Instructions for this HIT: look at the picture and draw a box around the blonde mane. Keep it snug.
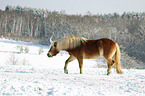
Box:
[56,36,87,51]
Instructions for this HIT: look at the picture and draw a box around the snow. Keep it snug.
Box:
[0,38,145,96]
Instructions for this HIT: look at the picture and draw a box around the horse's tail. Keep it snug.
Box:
[115,43,124,74]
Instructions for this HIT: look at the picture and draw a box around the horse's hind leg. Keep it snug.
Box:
[64,55,76,74]
[106,58,115,75]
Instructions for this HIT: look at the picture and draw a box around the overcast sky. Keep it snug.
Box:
[0,0,145,15]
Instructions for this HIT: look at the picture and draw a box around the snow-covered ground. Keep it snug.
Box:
[0,38,145,96]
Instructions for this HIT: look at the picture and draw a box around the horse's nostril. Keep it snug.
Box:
[47,53,52,57]
[47,53,50,57]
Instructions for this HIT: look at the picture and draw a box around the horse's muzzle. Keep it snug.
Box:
[47,53,52,57]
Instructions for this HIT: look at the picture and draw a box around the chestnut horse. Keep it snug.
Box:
[47,36,123,75]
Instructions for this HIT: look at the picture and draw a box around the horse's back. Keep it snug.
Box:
[100,38,116,46]
[100,38,116,56]
[83,39,102,59]
[83,38,116,59]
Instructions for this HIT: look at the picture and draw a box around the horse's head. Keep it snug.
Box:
[47,41,60,57]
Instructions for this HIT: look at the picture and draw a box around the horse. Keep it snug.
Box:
[47,36,123,75]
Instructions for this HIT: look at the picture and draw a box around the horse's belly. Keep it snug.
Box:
[84,53,102,59]
[83,48,103,59]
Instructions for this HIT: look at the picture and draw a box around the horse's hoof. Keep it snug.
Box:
[107,71,112,75]
[107,73,110,75]
[64,70,68,74]
[107,69,112,75]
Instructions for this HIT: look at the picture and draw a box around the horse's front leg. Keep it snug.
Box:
[64,55,76,74]
[77,57,83,74]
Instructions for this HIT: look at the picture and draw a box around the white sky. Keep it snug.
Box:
[0,0,145,15]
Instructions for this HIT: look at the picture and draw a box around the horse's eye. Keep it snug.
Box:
[54,42,57,47]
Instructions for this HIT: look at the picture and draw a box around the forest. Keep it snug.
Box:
[0,5,145,68]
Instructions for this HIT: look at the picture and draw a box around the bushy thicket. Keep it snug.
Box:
[0,5,145,68]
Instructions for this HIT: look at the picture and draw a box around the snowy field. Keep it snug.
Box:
[0,38,145,96]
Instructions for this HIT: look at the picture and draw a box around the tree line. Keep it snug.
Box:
[0,5,145,68]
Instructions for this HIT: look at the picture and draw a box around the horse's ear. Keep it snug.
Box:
[54,41,58,47]
[50,36,54,44]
